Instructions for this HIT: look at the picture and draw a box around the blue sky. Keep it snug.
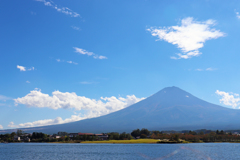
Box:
[1,0,240,129]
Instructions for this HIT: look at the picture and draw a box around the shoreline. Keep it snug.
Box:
[2,139,240,144]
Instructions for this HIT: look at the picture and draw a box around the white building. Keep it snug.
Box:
[14,136,21,141]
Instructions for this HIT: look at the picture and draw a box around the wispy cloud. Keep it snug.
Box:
[0,95,11,101]
[80,81,97,84]
[195,67,217,71]
[147,17,225,59]
[8,122,15,128]
[216,90,240,109]
[73,47,108,59]
[31,11,36,15]
[11,89,145,128]
[56,59,78,65]
[71,26,81,31]
[0,125,3,129]
[206,67,217,71]
[67,61,78,65]
[28,67,35,71]
[8,116,83,128]
[26,81,30,83]
[17,65,35,71]
[35,0,80,18]
[235,10,240,19]
[73,47,94,56]
[93,55,108,59]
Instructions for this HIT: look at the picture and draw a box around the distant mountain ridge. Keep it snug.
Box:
[2,86,240,134]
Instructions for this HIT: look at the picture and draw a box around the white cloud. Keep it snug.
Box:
[26,81,30,83]
[0,125,3,129]
[216,90,240,108]
[74,47,94,56]
[14,89,144,111]
[8,122,16,128]
[56,59,61,62]
[17,65,35,71]
[71,26,81,31]
[147,17,225,59]
[35,0,80,18]
[11,89,145,128]
[17,65,26,71]
[73,47,108,59]
[8,115,87,128]
[235,10,240,19]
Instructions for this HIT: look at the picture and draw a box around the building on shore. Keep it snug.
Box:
[77,133,108,140]
[14,136,21,141]
[68,133,79,138]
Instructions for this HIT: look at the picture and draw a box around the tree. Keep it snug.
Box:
[140,128,150,136]
[16,129,24,136]
[152,131,161,135]
[140,134,147,138]
[65,136,70,141]
[199,131,204,135]
[170,134,179,142]
[131,129,141,138]
[83,134,87,141]
[58,132,68,136]
[119,132,126,140]
[220,130,224,135]
[126,134,132,140]
[11,132,16,137]
[150,133,157,139]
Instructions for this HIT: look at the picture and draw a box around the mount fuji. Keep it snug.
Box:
[2,87,240,134]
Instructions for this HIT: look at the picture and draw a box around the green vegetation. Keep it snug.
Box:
[131,128,151,138]
[108,132,132,140]
[81,139,159,144]
[1,129,240,144]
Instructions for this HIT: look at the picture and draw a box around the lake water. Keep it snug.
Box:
[0,143,239,160]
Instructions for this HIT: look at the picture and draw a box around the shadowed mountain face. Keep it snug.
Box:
[2,87,240,134]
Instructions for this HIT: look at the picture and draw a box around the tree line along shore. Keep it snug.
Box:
[1,128,240,143]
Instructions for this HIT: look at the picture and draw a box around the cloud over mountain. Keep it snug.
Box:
[216,90,240,108]
[12,89,145,128]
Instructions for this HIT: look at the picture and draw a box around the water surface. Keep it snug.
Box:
[0,143,239,160]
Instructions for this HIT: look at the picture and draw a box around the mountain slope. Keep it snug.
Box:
[2,86,240,134]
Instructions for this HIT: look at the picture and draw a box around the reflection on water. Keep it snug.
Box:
[0,143,240,160]
[139,146,212,160]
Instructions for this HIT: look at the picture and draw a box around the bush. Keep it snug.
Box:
[140,134,147,138]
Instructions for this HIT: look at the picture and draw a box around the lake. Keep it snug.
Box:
[0,143,239,160]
